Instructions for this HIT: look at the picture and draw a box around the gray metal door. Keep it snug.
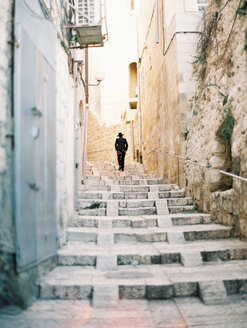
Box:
[14,0,57,271]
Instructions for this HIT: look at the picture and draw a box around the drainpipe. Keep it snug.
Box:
[74,62,79,210]
[136,5,143,164]
[82,48,89,182]
[155,0,159,44]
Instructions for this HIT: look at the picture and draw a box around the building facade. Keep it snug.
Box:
[136,0,246,237]
[0,0,89,308]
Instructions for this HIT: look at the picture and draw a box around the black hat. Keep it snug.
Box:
[117,132,123,137]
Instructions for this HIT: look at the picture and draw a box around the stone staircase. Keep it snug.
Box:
[38,161,247,307]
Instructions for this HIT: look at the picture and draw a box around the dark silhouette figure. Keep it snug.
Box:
[115,132,128,171]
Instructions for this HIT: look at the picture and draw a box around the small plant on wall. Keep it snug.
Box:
[216,115,235,142]
[236,0,247,16]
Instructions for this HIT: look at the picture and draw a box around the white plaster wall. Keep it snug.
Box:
[56,41,75,245]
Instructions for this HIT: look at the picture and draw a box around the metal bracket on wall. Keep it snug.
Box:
[29,182,40,191]
[31,107,43,116]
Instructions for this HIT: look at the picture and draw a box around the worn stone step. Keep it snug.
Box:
[83,180,106,186]
[73,216,158,228]
[80,185,111,192]
[57,239,247,266]
[112,179,164,186]
[119,186,150,192]
[167,197,193,206]
[72,213,213,228]
[159,190,186,198]
[80,200,107,209]
[67,224,232,244]
[39,261,247,302]
[119,200,155,208]
[169,205,196,213]
[78,192,103,199]
[169,213,213,225]
[79,208,106,216]
[119,207,156,216]
[114,180,141,185]
[159,185,179,191]
[110,192,149,200]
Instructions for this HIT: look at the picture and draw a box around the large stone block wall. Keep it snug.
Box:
[185,0,247,237]
[138,1,193,184]
[87,110,133,164]
[0,0,15,307]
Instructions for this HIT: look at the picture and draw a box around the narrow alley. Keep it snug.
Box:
[1,0,247,327]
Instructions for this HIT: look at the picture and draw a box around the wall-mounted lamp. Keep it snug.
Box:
[81,69,105,88]
[89,70,106,86]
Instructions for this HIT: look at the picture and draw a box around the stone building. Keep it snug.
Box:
[0,0,106,308]
[136,0,246,237]
[136,0,203,183]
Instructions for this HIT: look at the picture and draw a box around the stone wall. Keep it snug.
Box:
[185,0,247,237]
[87,110,133,164]
[137,1,201,185]
[0,0,15,308]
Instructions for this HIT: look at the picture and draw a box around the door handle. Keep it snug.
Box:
[29,182,40,191]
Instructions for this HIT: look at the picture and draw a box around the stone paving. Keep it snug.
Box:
[1,297,247,327]
[1,161,247,327]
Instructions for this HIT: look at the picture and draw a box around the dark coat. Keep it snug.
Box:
[115,137,128,151]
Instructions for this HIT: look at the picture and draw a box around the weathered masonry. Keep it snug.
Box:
[136,0,246,237]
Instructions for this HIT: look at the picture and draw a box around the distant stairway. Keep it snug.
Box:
[38,161,247,307]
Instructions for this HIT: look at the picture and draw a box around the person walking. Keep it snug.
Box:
[115,132,128,171]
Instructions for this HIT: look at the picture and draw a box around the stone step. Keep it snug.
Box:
[119,207,156,216]
[67,224,232,244]
[169,213,213,225]
[169,205,196,213]
[80,185,111,192]
[110,192,149,199]
[83,180,107,186]
[112,179,164,186]
[72,213,213,228]
[159,190,185,198]
[119,200,155,208]
[167,197,193,206]
[57,239,247,266]
[80,184,181,193]
[78,192,103,199]
[79,200,107,209]
[39,261,247,303]
[79,208,107,216]
[119,186,150,192]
